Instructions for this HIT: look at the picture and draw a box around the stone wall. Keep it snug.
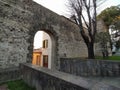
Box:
[60,58,120,77]
[0,0,87,69]
[20,63,120,90]
[0,0,113,70]
[0,0,31,68]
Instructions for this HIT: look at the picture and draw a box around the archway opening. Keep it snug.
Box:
[32,30,56,69]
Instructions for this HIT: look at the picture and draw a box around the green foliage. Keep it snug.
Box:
[95,32,111,58]
[95,32,110,44]
[112,15,120,30]
[98,6,120,28]
[4,80,35,90]
[116,40,120,49]
[96,56,120,60]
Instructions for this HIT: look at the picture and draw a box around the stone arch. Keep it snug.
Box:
[27,24,58,69]
[0,0,88,70]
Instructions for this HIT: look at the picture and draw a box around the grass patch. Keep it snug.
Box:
[95,56,120,60]
[1,80,36,90]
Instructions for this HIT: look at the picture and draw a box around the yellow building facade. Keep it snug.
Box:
[32,49,42,66]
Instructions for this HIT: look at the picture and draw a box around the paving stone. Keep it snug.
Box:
[0,84,8,90]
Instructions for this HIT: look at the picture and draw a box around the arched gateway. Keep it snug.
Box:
[32,30,57,69]
[0,0,87,70]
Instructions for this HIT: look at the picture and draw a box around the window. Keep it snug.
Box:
[43,55,48,68]
[43,40,48,48]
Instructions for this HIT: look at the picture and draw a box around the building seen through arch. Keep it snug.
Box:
[32,31,52,69]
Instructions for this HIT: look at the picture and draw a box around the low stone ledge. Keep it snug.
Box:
[20,63,120,90]
[60,58,120,77]
[0,67,21,83]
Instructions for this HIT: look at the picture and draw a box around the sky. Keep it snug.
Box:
[33,0,120,17]
[33,0,69,16]
[33,0,120,49]
[34,31,43,49]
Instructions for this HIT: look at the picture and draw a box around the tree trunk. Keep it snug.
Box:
[87,43,95,59]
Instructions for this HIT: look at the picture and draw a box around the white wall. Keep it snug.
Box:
[42,32,52,69]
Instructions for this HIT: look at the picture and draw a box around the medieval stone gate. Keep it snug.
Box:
[0,0,87,70]
[0,1,120,89]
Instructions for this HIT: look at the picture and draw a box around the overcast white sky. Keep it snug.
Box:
[33,0,69,16]
[33,0,120,49]
[33,0,120,17]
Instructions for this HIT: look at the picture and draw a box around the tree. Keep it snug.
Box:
[68,0,105,59]
[116,40,120,50]
[98,6,120,52]
[113,15,120,31]
[95,32,110,58]
[98,6,120,28]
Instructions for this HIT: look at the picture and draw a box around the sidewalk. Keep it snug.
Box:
[0,84,8,90]
[86,77,120,88]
